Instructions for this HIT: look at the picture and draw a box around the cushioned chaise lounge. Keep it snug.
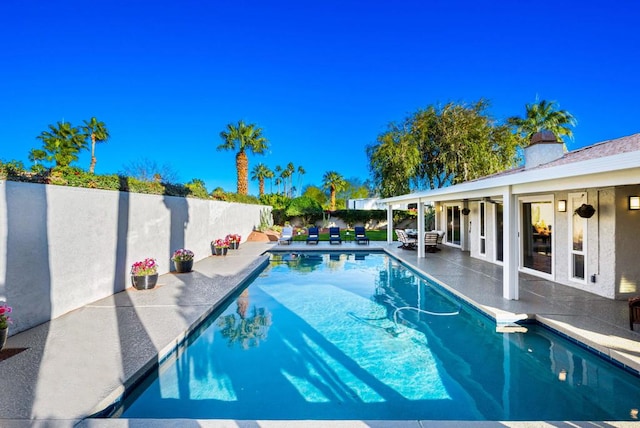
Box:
[278,226,293,245]
[354,226,369,245]
[329,227,342,245]
[306,227,319,245]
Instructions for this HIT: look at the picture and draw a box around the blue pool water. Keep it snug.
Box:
[119,252,640,420]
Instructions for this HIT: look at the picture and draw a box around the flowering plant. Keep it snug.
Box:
[0,303,13,329]
[171,248,194,262]
[226,234,241,244]
[131,258,158,276]
[212,238,229,248]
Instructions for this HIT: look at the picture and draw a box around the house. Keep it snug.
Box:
[382,131,640,301]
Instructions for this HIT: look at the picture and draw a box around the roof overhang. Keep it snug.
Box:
[381,150,640,205]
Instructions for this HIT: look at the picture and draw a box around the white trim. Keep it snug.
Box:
[568,192,588,284]
[380,151,640,205]
[479,201,486,256]
[518,195,555,281]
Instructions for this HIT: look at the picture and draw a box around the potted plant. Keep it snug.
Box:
[226,233,242,250]
[172,248,194,273]
[130,258,159,290]
[0,303,12,351]
[212,238,229,256]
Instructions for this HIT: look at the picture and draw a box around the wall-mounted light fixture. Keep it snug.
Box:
[557,200,567,212]
[629,196,640,210]
[440,205,443,212]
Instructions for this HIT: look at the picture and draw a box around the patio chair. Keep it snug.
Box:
[630,296,640,330]
[306,227,319,245]
[329,227,342,245]
[425,232,439,253]
[278,226,293,245]
[395,229,416,250]
[354,226,369,245]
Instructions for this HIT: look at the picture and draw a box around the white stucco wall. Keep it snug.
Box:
[0,181,270,334]
[465,187,636,300]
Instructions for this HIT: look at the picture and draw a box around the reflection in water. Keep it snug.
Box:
[218,289,272,350]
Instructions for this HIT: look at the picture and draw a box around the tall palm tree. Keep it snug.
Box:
[81,117,110,174]
[280,167,292,197]
[296,166,306,197]
[250,163,272,196]
[218,120,269,194]
[322,171,347,211]
[274,165,283,194]
[36,121,87,167]
[285,162,295,197]
[507,99,577,143]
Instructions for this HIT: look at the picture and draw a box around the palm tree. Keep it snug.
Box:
[218,120,269,194]
[322,171,347,211]
[81,117,110,174]
[274,165,283,194]
[507,99,577,143]
[36,121,87,167]
[296,166,306,197]
[251,163,272,196]
[285,162,295,197]
[280,167,292,197]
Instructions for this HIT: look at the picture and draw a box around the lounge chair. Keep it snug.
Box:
[354,226,369,245]
[395,229,416,250]
[329,227,342,245]
[425,232,439,252]
[278,226,293,245]
[306,227,319,245]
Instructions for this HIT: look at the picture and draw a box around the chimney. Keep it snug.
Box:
[524,131,565,169]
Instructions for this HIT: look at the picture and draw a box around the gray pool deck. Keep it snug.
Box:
[1,241,639,428]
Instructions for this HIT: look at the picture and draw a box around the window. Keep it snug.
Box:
[521,197,554,276]
[568,193,587,282]
[479,202,486,255]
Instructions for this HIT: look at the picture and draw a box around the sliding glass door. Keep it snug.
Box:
[521,197,553,276]
[446,205,461,246]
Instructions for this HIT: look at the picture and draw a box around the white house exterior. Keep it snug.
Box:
[382,132,640,301]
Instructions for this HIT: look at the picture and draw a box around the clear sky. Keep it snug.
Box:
[2,1,639,195]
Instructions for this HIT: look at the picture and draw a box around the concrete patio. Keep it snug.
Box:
[1,240,639,427]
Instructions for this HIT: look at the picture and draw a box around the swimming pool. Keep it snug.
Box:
[118,252,640,421]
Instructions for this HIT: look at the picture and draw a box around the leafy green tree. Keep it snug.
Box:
[218,120,269,195]
[285,196,323,225]
[322,171,347,211]
[302,185,328,208]
[81,117,110,174]
[34,121,87,168]
[366,122,421,197]
[250,163,272,196]
[507,99,576,143]
[368,100,522,196]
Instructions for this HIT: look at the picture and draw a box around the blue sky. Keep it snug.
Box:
[2,1,639,195]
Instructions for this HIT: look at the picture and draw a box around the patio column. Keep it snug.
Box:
[417,201,425,258]
[387,204,394,243]
[503,186,519,300]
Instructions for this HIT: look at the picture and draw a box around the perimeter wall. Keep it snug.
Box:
[0,180,270,334]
